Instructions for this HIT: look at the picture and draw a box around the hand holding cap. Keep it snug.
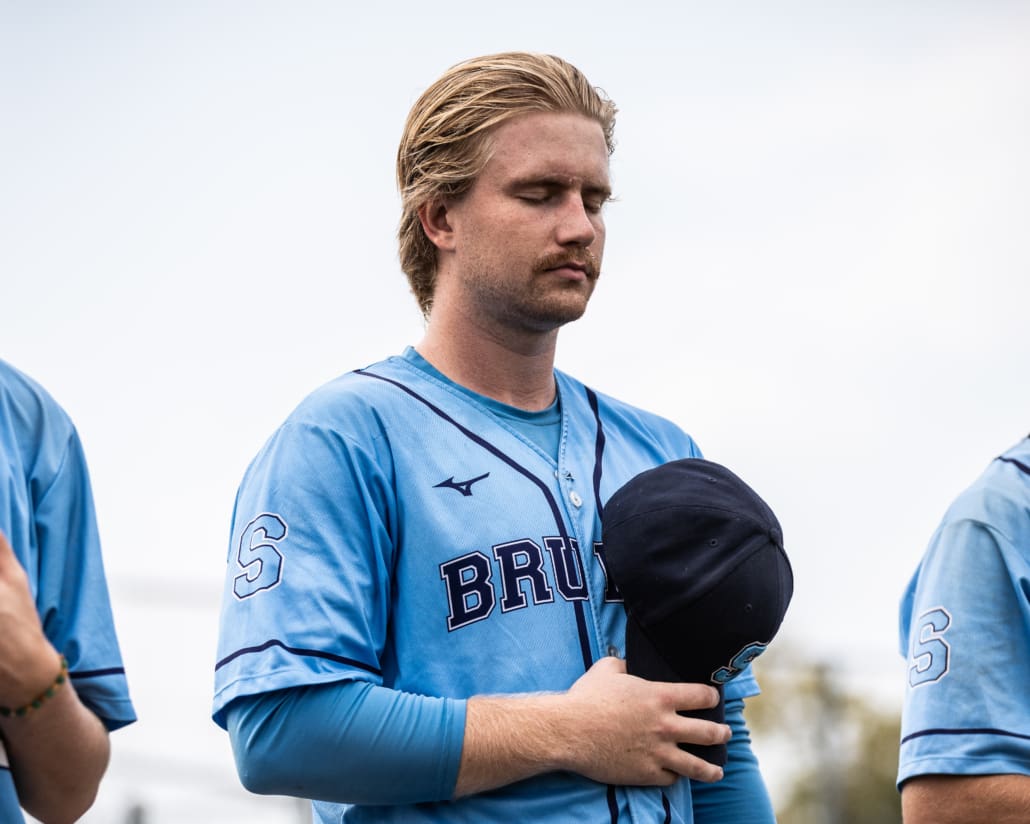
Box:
[601,459,794,765]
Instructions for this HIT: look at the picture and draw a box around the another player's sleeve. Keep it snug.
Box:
[690,698,775,823]
[898,512,1030,786]
[213,418,396,726]
[34,429,135,731]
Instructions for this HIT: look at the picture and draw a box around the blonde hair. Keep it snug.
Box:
[396,52,617,317]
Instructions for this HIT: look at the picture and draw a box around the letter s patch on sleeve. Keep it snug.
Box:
[233,513,287,600]
[908,606,952,688]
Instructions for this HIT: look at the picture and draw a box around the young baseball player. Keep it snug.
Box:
[898,435,1030,823]
[214,52,775,823]
[0,359,136,822]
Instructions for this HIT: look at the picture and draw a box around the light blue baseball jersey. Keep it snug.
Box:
[214,348,759,822]
[898,436,1030,786]
[0,360,136,821]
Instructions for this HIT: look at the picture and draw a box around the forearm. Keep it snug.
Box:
[0,546,111,824]
[902,774,1030,824]
[454,692,569,796]
[230,657,729,806]
[230,681,567,804]
[1,678,110,824]
[228,680,465,804]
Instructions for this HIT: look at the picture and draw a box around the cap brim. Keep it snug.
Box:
[624,616,727,766]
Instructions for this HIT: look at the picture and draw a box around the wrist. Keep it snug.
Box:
[0,643,63,710]
[456,691,574,797]
[538,690,588,774]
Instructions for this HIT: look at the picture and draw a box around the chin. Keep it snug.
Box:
[524,301,591,331]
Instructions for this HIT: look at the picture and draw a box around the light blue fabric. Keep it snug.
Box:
[0,360,136,819]
[227,680,464,803]
[898,436,1030,786]
[691,699,775,823]
[214,348,763,821]
[412,349,563,459]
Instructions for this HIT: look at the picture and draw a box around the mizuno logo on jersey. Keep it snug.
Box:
[434,472,490,497]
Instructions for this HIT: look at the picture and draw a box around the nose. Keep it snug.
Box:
[555,196,599,248]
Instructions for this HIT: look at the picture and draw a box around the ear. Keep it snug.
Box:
[417,198,458,252]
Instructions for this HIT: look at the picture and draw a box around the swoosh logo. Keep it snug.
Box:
[434,472,490,497]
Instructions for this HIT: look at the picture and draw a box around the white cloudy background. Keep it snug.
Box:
[2,2,1029,820]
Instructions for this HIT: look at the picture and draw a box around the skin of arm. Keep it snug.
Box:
[455,656,729,796]
[0,533,110,824]
[902,774,1030,824]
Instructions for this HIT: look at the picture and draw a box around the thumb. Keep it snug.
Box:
[591,655,627,675]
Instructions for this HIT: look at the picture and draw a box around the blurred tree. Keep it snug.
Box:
[123,803,146,824]
[747,647,902,824]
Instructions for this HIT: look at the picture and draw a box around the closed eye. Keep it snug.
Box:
[516,189,555,205]
[510,179,613,214]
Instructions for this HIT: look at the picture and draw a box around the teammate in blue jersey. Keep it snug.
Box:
[214,52,775,823]
[0,360,136,822]
[898,435,1030,823]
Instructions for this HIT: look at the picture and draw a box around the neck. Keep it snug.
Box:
[417,312,559,412]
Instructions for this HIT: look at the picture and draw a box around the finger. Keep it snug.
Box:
[672,716,732,750]
[686,758,724,784]
[656,768,681,787]
[668,682,721,711]
[664,746,726,783]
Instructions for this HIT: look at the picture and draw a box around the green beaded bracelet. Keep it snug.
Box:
[0,657,68,719]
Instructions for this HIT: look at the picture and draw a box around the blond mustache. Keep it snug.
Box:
[535,250,600,280]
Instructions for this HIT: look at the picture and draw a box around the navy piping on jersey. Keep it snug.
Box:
[357,368,596,672]
[588,386,624,820]
[996,455,1030,476]
[586,387,607,518]
[70,667,127,680]
[215,638,382,675]
[605,785,618,823]
[662,792,672,824]
[901,727,1030,746]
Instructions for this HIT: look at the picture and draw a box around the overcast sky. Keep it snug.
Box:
[3,2,1029,819]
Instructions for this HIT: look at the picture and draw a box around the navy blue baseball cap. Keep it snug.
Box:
[601,458,793,765]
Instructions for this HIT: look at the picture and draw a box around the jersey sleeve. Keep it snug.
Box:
[898,513,1030,785]
[34,430,136,731]
[213,418,396,727]
[226,679,465,804]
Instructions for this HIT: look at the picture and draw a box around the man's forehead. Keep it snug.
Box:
[483,111,610,184]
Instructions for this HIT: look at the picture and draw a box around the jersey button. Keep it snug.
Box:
[607,644,620,657]
[569,491,583,507]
